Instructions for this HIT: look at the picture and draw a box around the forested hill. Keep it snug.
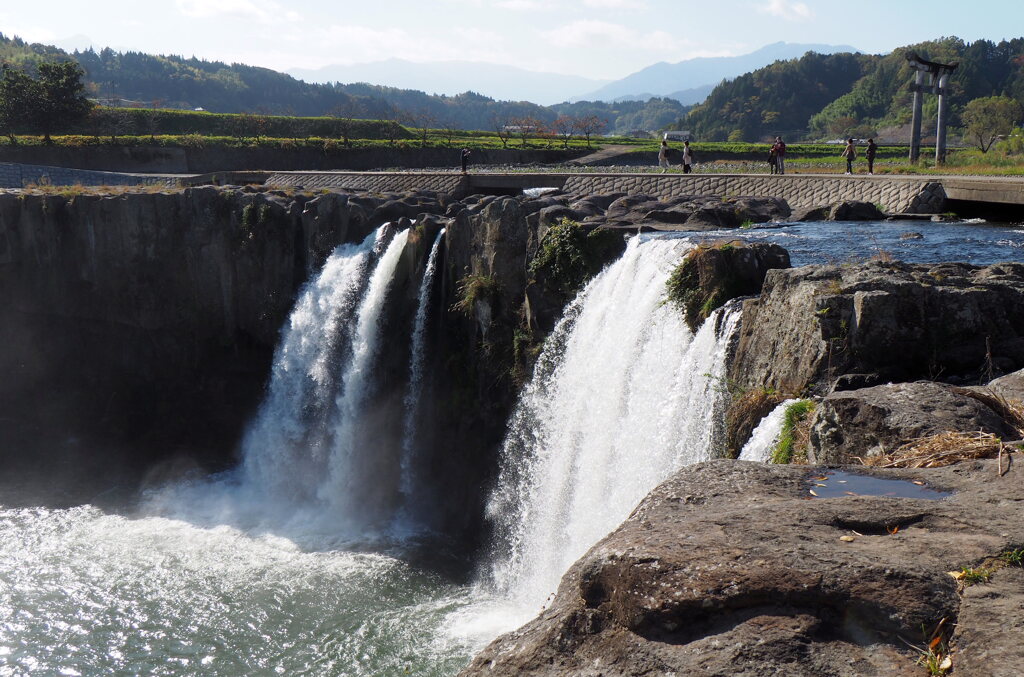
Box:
[687,36,1024,142]
[0,33,688,134]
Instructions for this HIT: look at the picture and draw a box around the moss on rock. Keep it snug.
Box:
[529,218,626,299]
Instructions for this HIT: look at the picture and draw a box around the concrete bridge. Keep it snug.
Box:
[256,170,1024,215]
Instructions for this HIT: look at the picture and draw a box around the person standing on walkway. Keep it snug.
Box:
[841,138,857,174]
[658,140,670,172]
[771,137,787,175]
[460,148,471,173]
[682,141,693,174]
[865,138,877,175]
[768,146,778,174]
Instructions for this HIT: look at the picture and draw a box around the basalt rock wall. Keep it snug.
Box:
[0,186,420,502]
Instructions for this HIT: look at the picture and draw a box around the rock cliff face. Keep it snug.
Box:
[461,458,1024,677]
[729,261,1024,397]
[0,186,432,503]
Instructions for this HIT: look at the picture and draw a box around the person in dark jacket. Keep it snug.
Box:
[460,148,471,173]
[865,138,878,175]
[771,137,787,174]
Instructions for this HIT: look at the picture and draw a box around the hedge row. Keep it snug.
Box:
[70,108,412,140]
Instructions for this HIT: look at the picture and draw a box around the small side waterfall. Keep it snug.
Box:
[483,236,743,617]
[319,228,411,530]
[400,228,446,511]
[739,399,799,463]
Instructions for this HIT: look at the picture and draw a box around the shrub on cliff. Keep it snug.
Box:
[528,218,625,299]
[666,241,790,332]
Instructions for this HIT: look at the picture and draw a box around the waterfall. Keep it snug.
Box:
[319,227,411,530]
[739,399,799,463]
[240,227,384,505]
[483,235,742,616]
[399,228,446,513]
[227,224,412,538]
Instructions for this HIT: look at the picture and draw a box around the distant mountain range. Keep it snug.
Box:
[288,60,610,106]
[289,42,859,107]
[578,42,861,103]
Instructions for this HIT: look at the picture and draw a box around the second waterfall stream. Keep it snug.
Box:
[467,234,742,632]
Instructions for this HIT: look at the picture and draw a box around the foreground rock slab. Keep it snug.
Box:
[462,459,1024,677]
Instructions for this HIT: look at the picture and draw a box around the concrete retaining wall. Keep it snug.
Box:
[0,162,176,189]
[560,174,947,213]
[267,171,949,213]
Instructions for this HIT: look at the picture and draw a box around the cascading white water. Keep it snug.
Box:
[160,224,413,540]
[318,227,411,530]
[739,399,799,463]
[239,228,382,506]
[483,235,742,620]
[399,228,446,507]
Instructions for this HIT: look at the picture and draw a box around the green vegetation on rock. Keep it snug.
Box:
[771,399,816,464]
[529,218,625,299]
[452,274,501,316]
[666,243,747,332]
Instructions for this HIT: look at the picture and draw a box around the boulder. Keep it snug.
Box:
[667,241,791,332]
[830,200,886,221]
[808,381,1019,464]
[462,459,1024,677]
[729,261,1024,396]
[985,368,1024,402]
[791,204,831,221]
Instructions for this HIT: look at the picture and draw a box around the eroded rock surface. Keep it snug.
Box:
[462,459,1024,677]
[729,261,1024,397]
[808,381,1019,464]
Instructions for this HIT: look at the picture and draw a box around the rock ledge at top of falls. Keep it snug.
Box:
[460,458,1024,677]
[728,260,1024,397]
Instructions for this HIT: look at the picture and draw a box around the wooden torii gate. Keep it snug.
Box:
[906,51,959,164]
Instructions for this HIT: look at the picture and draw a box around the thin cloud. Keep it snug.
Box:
[495,0,552,9]
[543,19,675,51]
[175,0,300,25]
[757,0,813,21]
[582,0,649,8]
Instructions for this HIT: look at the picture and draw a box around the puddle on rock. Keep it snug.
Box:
[806,470,951,500]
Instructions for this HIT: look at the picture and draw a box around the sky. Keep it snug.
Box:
[1,0,1022,81]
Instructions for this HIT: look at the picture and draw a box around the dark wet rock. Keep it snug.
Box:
[571,192,626,211]
[808,381,1019,464]
[729,261,1024,396]
[462,458,1024,677]
[830,200,886,221]
[643,208,692,224]
[537,204,585,229]
[900,231,924,240]
[605,194,660,220]
[792,205,831,221]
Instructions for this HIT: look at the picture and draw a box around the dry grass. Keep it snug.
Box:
[860,391,1024,471]
[953,388,1024,435]
[861,431,1015,469]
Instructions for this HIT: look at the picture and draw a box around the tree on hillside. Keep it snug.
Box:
[575,114,607,146]
[962,96,1023,152]
[552,115,576,149]
[0,64,35,142]
[489,112,513,148]
[34,61,92,143]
